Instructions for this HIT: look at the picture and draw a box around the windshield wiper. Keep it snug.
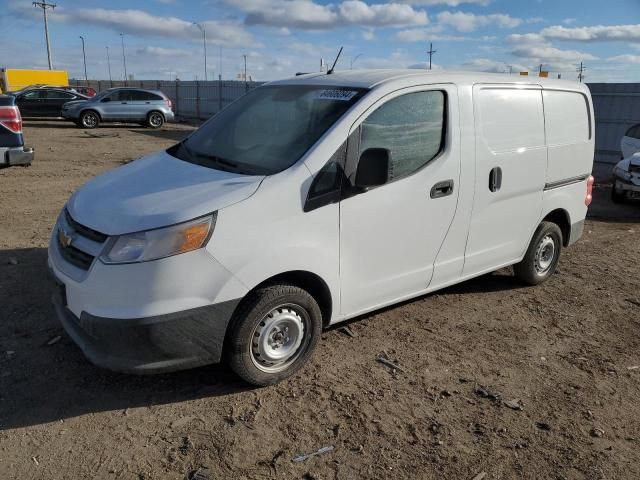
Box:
[193,152,242,173]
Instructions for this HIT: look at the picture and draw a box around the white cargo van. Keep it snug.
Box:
[48,70,595,385]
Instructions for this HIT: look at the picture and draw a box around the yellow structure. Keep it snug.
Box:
[0,68,69,93]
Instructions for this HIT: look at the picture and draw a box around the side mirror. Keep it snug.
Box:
[100,97,111,103]
[354,148,390,189]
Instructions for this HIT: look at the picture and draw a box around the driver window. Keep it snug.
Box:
[360,91,445,181]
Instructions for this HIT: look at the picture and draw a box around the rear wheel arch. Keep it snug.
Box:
[541,208,571,247]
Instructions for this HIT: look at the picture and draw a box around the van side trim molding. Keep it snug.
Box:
[544,174,590,191]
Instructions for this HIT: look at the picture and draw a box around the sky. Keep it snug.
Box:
[1,0,639,83]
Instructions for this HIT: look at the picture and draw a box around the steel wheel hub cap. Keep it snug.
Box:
[251,306,306,373]
[150,114,161,126]
[534,235,555,275]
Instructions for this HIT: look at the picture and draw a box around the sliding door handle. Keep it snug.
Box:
[489,167,502,192]
[430,179,454,199]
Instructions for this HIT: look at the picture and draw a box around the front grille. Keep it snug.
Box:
[65,209,108,243]
[58,244,94,270]
[57,209,108,272]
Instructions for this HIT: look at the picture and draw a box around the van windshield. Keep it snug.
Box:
[168,85,366,175]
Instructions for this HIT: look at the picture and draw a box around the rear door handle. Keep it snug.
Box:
[430,179,454,199]
[489,167,502,192]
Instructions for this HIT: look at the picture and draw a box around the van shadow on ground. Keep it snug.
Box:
[0,246,530,430]
[0,247,252,431]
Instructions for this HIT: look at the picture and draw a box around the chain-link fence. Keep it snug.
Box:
[69,79,264,120]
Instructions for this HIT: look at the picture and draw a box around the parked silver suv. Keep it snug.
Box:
[62,88,175,129]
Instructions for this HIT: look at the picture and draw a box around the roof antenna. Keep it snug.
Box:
[327,46,343,75]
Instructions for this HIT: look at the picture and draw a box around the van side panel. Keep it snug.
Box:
[209,163,342,322]
[542,89,594,184]
[463,85,547,276]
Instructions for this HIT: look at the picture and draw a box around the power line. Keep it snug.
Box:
[427,42,437,70]
[33,1,56,70]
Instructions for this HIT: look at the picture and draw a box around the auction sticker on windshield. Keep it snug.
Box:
[315,89,359,101]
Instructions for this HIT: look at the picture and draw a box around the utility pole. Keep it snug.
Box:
[539,63,543,74]
[427,42,437,70]
[577,61,586,83]
[33,1,56,70]
[106,46,112,84]
[193,23,208,81]
[507,65,513,74]
[242,53,249,91]
[120,33,128,83]
[79,36,88,82]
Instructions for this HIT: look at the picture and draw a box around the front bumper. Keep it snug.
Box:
[50,269,240,373]
[0,146,34,168]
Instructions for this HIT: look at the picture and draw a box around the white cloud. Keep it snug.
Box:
[436,11,522,32]
[540,24,640,42]
[136,46,190,57]
[9,5,255,48]
[396,26,468,42]
[460,58,529,73]
[507,32,598,71]
[226,0,428,29]
[362,28,376,41]
[399,0,490,5]
[607,54,640,64]
[511,44,597,63]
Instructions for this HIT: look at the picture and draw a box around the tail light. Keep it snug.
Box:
[165,98,173,110]
[585,175,594,206]
[0,106,22,134]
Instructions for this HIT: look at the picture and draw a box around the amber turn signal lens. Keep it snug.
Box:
[178,222,211,253]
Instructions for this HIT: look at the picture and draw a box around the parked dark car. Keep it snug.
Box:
[0,95,34,168]
[13,87,89,117]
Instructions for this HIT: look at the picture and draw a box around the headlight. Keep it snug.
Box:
[613,166,632,181]
[100,213,215,264]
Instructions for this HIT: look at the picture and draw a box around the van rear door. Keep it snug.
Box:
[464,84,547,275]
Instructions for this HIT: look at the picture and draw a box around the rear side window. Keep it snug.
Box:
[477,88,545,152]
[46,90,75,100]
[543,90,590,145]
[359,91,445,181]
[22,90,44,99]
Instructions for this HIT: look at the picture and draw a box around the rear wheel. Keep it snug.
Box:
[146,111,164,129]
[80,110,99,129]
[224,284,322,386]
[514,221,562,285]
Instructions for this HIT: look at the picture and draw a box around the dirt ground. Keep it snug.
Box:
[1,120,640,480]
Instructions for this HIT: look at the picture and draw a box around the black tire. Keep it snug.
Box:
[611,185,626,204]
[146,111,164,129]
[79,110,99,129]
[514,221,563,286]
[224,284,322,386]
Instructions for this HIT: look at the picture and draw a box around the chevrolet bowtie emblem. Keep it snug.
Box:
[58,228,74,248]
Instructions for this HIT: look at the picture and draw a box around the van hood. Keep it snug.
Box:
[67,150,264,236]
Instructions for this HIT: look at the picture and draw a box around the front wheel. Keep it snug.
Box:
[224,284,322,386]
[514,221,563,285]
[80,111,99,129]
